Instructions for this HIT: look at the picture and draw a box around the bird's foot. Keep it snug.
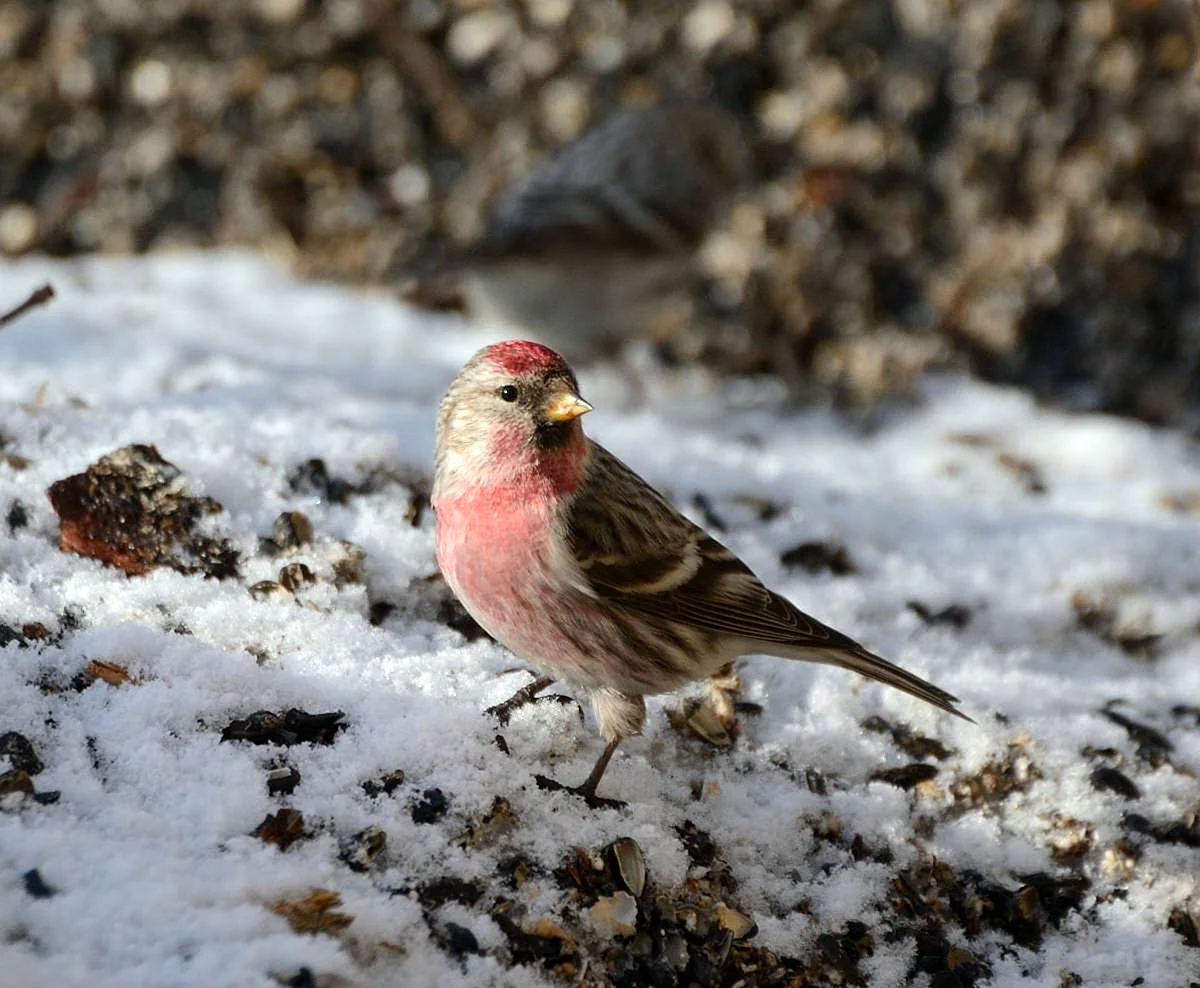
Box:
[485,675,555,725]
[534,737,625,809]
[532,693,585,720]
[534,774,626,810]
[487,690,582,726]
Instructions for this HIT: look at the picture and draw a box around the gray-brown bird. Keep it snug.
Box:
[458,102,750,360]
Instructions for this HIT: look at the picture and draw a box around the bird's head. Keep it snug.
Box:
[434,340,592,499]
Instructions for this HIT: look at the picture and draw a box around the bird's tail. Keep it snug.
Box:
[772,642,974,723]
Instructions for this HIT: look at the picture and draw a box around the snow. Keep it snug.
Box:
[1,251,1197,987]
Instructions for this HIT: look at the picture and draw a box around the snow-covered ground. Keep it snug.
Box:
[1,252,1197,988]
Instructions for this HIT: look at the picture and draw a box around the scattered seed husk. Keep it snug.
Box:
[338,826,387,872]
[715,903,757,940]
[606,837,647,899]
[588,891,638,938]
[272,510,314,552]
[278,562,315,591]
[249,580,292,602]
[271,889,353,935]
[254,808,307,850]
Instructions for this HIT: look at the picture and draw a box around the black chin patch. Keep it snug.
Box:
[534,421,574,450]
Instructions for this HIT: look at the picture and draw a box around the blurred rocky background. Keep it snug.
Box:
[2,0,1199,425]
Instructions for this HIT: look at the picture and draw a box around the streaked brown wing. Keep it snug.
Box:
[569,444,971,720]
[569,444,858,651]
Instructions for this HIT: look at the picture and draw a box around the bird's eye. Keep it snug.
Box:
[498,385,519,402]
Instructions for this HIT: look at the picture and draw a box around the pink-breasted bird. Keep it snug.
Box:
[432,340,969,805]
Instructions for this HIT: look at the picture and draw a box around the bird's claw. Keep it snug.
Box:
[485,675,556,725]
[535,693,585,721]
[485,700,518,727]
[487,691,581,726]
[534,774,626,810]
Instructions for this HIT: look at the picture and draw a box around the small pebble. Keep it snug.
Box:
[338,825,387,872]
[266,765,301,795]
[412,787,448,824]
[0,732,43,775]
[23,868,56,898]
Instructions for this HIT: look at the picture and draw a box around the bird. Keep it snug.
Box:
[455,102,750,361]
[432,340,970,806]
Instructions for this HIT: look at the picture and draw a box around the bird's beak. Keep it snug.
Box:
[542,392,593,423]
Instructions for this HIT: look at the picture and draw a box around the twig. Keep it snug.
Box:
[0,284,55,329]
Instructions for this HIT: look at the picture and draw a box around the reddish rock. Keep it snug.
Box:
[46,444,239,578]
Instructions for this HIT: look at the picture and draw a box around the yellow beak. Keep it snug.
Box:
[542,392,593,423]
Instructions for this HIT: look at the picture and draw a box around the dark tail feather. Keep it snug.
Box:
[775,643,975,723]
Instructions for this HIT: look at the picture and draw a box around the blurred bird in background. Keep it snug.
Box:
[453,102,751,361]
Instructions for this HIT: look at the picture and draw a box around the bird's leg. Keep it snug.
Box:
[536,738,625,810]
[485,674,554,725]
[577,737,621,799]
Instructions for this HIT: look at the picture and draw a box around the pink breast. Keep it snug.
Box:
[436,490,553,632]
